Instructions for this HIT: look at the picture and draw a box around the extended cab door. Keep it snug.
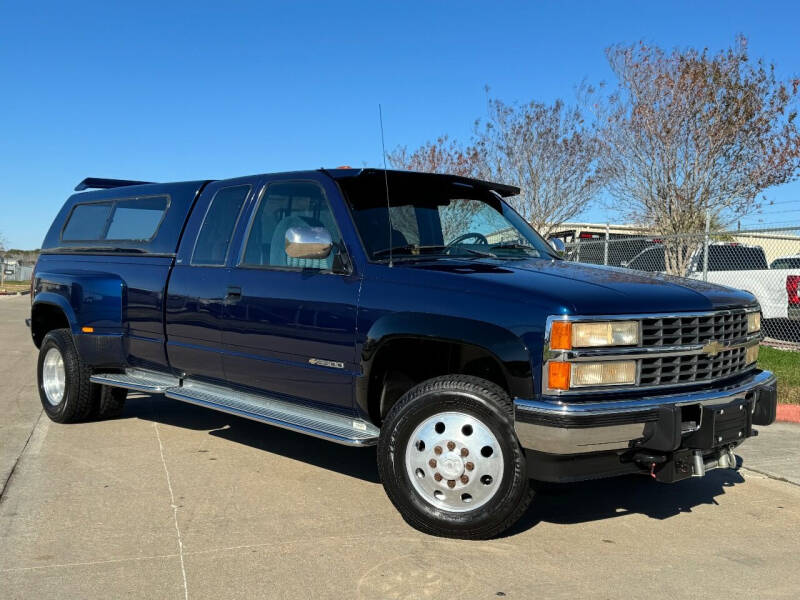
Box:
[220,173,361,411]
[165,178,257,383]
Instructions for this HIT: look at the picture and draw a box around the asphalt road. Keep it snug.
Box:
[2,294,799,599]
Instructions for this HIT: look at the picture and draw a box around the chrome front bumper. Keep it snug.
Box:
[514,370,778,455]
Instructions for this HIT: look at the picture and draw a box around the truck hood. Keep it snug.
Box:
[392,258,757,315]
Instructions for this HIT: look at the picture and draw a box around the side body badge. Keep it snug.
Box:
[309,358,345,369]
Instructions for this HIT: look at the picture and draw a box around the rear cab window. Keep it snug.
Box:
[191,185,251,266]
[708,246,768,271]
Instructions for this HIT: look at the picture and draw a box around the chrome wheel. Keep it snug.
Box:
[42,347,66,406]
[404,411,504,512]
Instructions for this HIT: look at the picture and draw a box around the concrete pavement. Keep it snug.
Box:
[738,422,800,485]
[2,294,800,599]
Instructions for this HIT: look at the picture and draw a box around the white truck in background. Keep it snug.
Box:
[624,243,800,338]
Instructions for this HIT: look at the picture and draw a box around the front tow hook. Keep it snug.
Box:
[692,447,737,477]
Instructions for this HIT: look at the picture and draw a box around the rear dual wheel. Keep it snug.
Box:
[37,328,127,423]
[378,375,533,539]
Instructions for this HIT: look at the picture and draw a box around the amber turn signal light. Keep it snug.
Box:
[547,361,571,391]
[550,321,572,350]
[81,326,94,333]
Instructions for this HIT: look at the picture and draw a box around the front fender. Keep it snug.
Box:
[356,312,533,416]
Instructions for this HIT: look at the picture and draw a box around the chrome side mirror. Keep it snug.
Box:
[547,237,566,254]
[285,226,333,259]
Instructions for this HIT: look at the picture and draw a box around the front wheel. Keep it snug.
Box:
[377,375,533,539]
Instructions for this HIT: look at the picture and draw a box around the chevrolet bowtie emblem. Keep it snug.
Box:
[702,340,724,356]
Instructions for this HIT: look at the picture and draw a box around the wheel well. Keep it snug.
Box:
[367,338,509,425]
[31,303,70,348]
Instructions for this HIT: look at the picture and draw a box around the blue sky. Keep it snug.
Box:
[1,0,799,249]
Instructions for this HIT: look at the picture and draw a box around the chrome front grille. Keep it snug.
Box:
[639,347,749,386]
[641,312,749,347]
[544,310,760,396]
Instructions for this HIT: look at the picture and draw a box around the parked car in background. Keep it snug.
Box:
[623,243,800,335]
[771,255,800,270]
[27,170,777,539]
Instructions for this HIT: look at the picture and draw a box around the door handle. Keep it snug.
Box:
[226,286,242,300]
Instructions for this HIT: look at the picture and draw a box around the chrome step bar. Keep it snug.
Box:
[90,368,180,393]
[91,369,379,447]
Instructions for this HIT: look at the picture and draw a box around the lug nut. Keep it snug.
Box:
[434,473,443,482]
[447,441,456,451]
[460,475,469,484]
[447,480,456,488]
[465,462,474,471]
[434,446,443,455]
[460,448,469,457]
[428,459,437,468]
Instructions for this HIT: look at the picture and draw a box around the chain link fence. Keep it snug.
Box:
[556,226,800,346]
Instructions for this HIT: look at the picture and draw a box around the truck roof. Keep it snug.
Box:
[41,169,519,256]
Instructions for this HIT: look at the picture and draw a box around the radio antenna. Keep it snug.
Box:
[379,104,394,267]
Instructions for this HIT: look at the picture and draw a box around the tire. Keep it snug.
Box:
[92,386,127,419]
[37,328,97,423]
[377,375,533,539]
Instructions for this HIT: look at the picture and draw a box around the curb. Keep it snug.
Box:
[777,404,800,424]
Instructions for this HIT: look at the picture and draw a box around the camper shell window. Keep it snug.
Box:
[61,196,169,242]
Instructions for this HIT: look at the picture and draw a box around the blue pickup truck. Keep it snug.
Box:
[28,168,777,538]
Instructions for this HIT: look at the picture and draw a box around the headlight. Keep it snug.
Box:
[747,311,761,334]
[550,320,639,349]
[746,344,759,365]
[547,360,637,390]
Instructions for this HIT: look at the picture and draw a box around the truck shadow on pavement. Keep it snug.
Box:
[504,469,745,537]
[127,393,381,484]
[126,394,746,537]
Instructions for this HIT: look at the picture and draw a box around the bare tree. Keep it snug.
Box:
[389,99,604,238]
[387,134,479,178]
[388,136,486,242]
[590,37,800,274]
[473,97,604,237]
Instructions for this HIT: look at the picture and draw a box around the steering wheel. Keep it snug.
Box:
[446,232,489,248]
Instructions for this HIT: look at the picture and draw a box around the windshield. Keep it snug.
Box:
[339,174,556,262]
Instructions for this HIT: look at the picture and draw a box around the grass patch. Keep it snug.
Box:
[0,280,30,293]
[758,345,800,405]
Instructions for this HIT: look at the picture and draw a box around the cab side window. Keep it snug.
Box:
[243,181,340,269]
[191,185,250,266]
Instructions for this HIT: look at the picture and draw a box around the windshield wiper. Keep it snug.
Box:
[491,243,554,259]
[373,244,497,261]
[372,245,449,259]
[491,243,535,253]
[457,247,497,258]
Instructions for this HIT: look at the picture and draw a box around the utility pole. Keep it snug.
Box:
[703,210,710,282]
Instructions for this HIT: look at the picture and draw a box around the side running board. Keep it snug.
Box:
[90,369,379,447]
[90,369,179,393]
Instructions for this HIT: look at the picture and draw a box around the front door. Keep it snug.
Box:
[221,176,360,411]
